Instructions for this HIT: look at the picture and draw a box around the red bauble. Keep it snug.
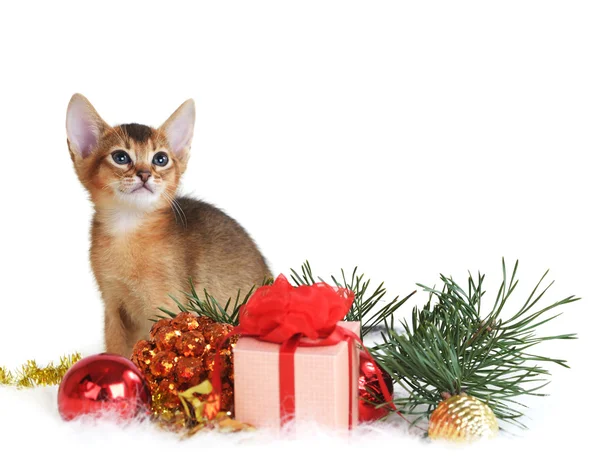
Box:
[358,350,394,423]
[58,353,151,421]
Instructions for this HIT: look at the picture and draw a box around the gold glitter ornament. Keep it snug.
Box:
[178,381,255,436]
[428,393,499,442]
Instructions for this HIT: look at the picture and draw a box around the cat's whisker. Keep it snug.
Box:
[173,200,188,229]
[162,191,187,228]
[114,125,128,147]
[165,190,188,228]
[161,193,181,226]
[102,180,123,191]
[166,191,187,229]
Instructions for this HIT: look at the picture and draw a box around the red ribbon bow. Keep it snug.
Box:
[237,274,354,342]
[212,275,398,428]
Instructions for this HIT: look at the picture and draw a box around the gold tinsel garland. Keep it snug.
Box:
[0,353,81,388]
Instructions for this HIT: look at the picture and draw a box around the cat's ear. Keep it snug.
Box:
[160,99,195,159]
[66,94,109,159]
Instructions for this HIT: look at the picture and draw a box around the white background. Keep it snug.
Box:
[0,1,598,456]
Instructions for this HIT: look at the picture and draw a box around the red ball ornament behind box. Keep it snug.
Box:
[358,350,394,423]
[58,353,150,420]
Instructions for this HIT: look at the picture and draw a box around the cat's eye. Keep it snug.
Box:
[111,150,131,165]
[152,152,169,167]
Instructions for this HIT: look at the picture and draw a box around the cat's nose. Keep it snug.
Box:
[137,170,151,183]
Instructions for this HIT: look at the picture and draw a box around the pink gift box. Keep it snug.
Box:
[233,321,360,429]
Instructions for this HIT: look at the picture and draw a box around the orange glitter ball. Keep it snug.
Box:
[131,312,237,419]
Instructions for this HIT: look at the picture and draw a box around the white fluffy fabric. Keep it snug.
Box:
[0,349,591,458]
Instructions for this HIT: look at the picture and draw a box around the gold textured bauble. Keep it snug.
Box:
[428,393,499,442]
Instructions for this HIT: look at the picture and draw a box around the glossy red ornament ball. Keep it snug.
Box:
[358,350,394,423]
[58,353,151,421]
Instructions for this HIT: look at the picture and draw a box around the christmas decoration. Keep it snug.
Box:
[131,312,238,426]
[370,259,578,428]
[358,350,394,422]
[0,258,575,443]
[178,379,221,422]
[428,393,499,441]
[163,380,254,436]
[234,320,360,429]
[58,353,150,420]
[212,274,398,430]
[0,353,81,388]
[0,367,9,385]
[157,269,408,431]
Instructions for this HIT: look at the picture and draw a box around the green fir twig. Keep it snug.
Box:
[290,261,416,339]
[369,259,579,428]
[157,259,577,431]
[160,262,412,338]
[156,276,273,325]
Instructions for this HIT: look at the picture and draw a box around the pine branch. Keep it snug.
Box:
[370,259,579,428]
[156,277,274,325]
[162,262,414,337]
[290,261,416,338]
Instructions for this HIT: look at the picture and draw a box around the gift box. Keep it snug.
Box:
[233,321,360,429]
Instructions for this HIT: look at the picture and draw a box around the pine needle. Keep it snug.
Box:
[157,277,274,324]
[290,261,416,339]
[162,262,414,338]
[369,259,579,428]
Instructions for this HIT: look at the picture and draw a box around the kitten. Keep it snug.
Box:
[66,94,271,357]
